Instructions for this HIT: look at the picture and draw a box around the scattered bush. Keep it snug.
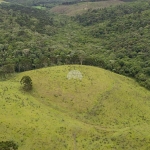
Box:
[0,141,18,150]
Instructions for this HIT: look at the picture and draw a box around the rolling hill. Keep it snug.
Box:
[1,65,150,149]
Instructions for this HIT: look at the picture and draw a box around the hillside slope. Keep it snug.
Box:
[1,65,150,149]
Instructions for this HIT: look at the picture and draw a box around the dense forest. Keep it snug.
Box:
[74,0,150,89]
[0,4,60,73]
[1,0,150,90]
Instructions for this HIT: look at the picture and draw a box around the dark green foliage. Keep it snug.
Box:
[2,64,15,74]
[0,4,59,72]
[0,141,18,150]
[73,0,150,89]
[0,69,6,80]
[74,1,150,26]
[20,76,32,91]
[1,1,150,89]
[1,4,55,34]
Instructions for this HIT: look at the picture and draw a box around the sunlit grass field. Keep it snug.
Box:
[1,65,150,149]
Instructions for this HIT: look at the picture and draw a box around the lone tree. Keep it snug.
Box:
[20,76,32,91]
[78,50,86,65]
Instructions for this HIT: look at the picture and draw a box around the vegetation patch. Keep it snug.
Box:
[0,141,18,150]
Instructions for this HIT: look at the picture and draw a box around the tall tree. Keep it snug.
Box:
[20,76,32,91]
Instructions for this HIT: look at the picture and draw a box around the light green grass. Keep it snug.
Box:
[50,0,124,16]
[1,65,150,149]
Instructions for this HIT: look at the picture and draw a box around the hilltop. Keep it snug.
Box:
[1,65,150,149]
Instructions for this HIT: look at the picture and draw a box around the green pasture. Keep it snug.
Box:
[1,65,150,149]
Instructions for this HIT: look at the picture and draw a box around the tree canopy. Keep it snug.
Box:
[20,76,32,91]
[0,141,18,150]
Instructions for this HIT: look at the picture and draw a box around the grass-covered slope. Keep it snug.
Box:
[1,65,150,149]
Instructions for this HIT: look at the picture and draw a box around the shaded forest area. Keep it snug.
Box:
[0,4,59,72]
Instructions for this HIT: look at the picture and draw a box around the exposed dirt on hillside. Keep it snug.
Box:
[50,0,124,16]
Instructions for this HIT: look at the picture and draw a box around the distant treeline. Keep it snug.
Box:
[62,0,108,5]
[5,0,109,6]
[4,0,139,8]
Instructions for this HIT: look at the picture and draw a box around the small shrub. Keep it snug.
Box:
[0,141,18,150]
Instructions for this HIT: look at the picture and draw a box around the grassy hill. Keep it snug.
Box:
[50,0,124,16]
[1,65,150,149]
